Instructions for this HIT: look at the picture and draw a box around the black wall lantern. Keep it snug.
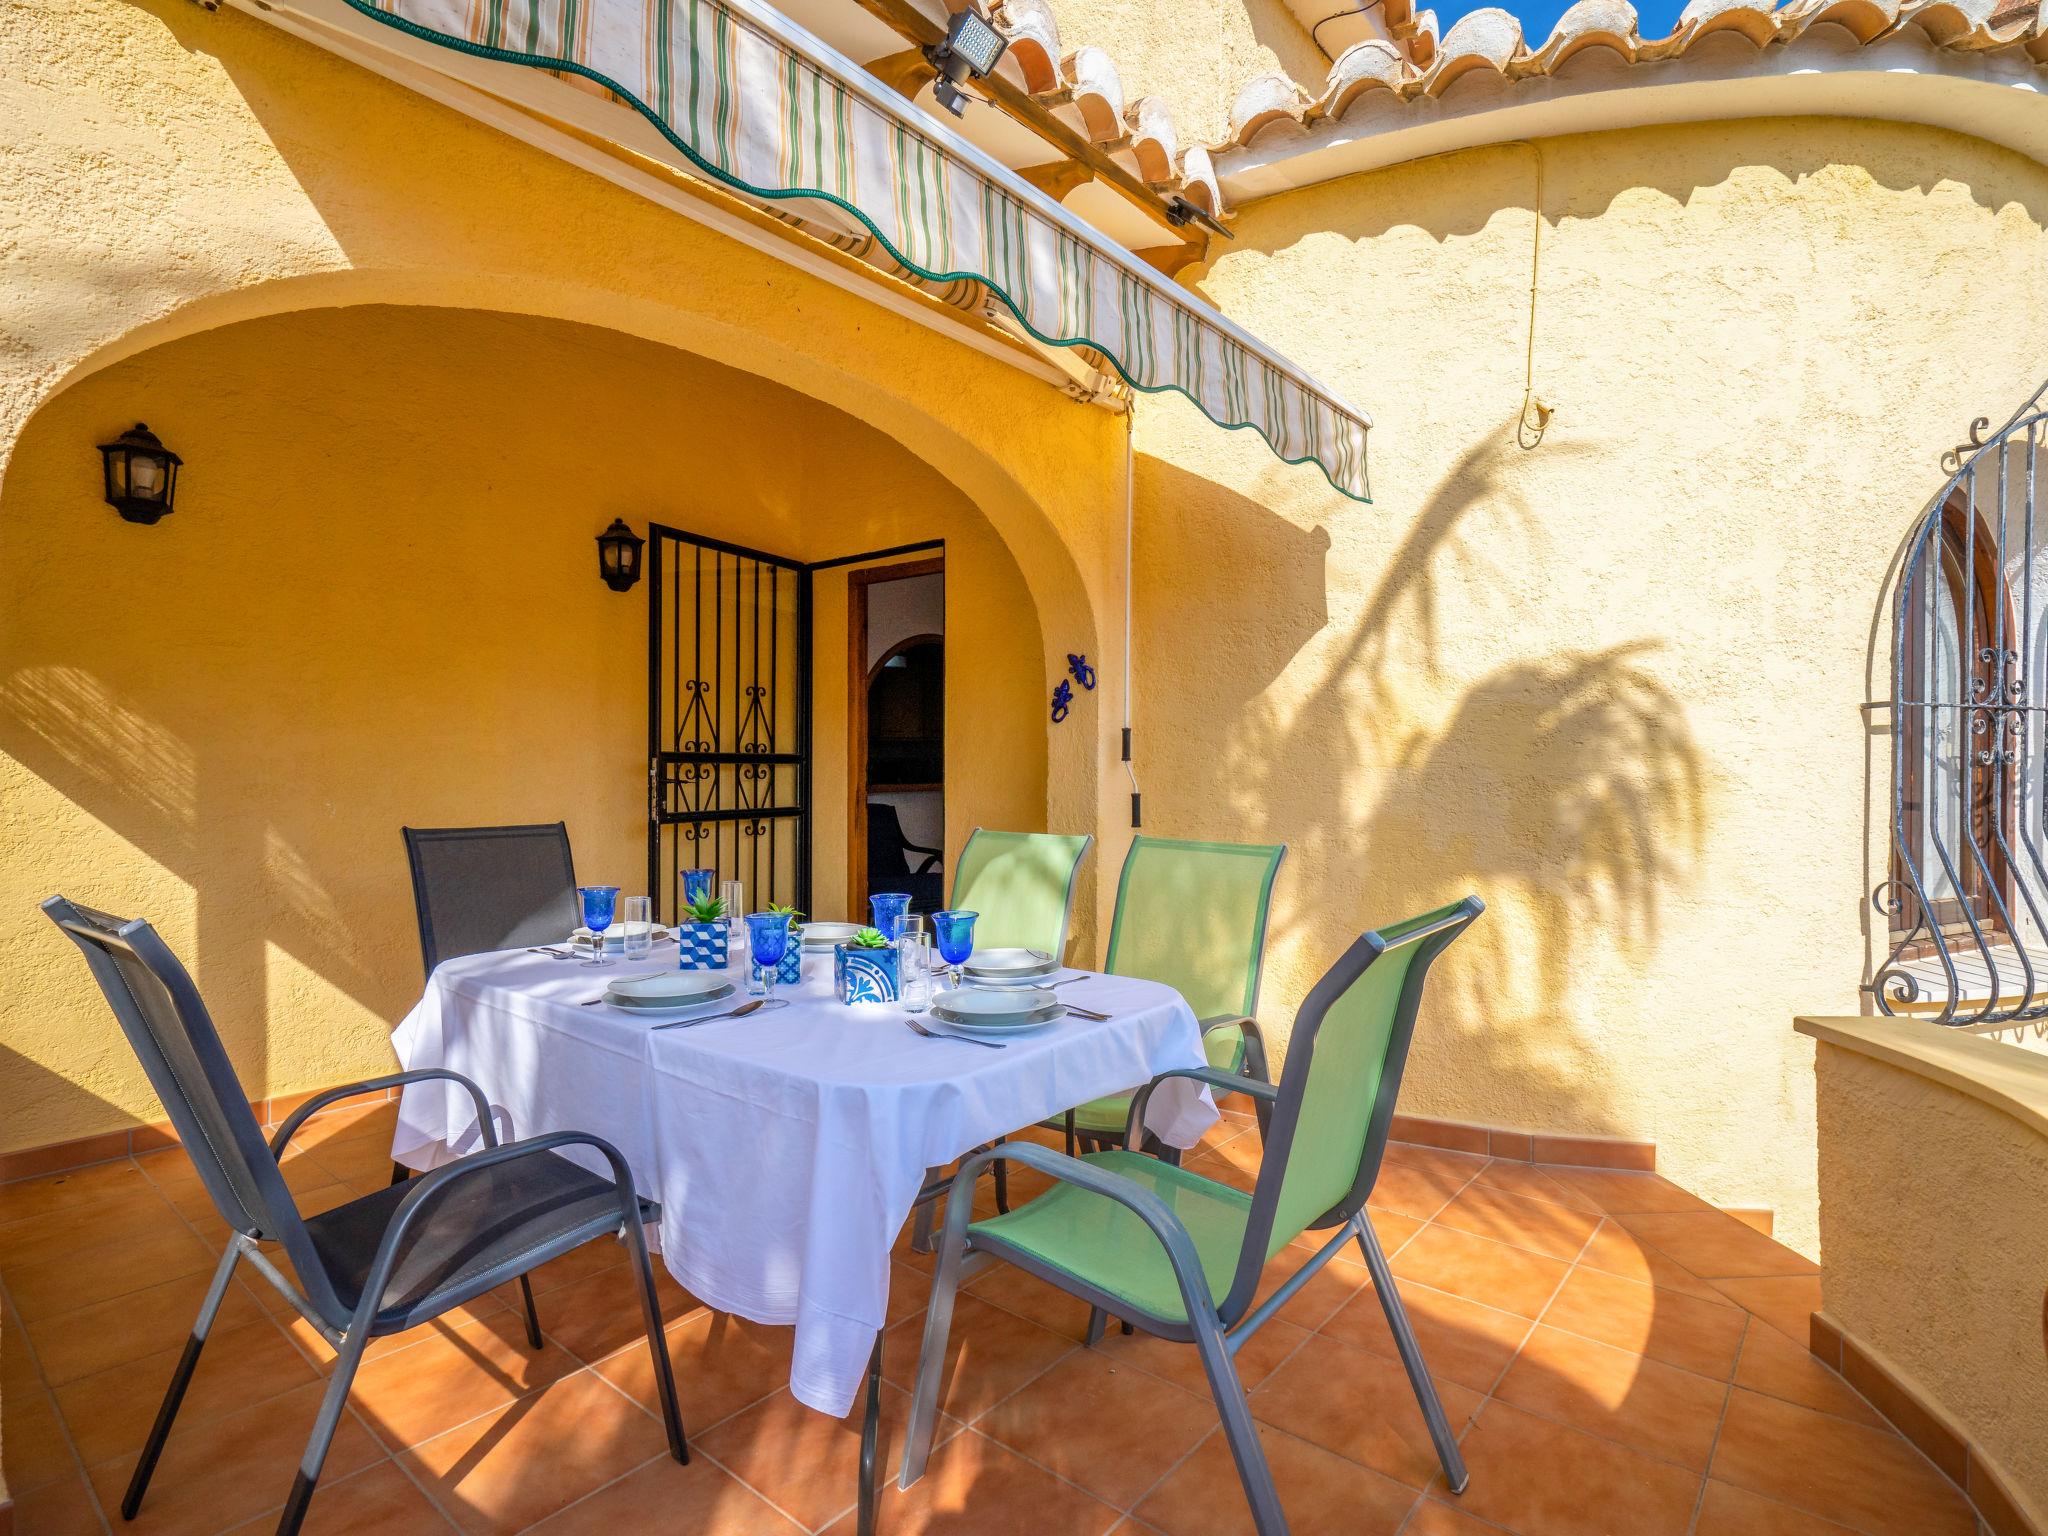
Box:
[97,423,182,524]
[596,518,645,592]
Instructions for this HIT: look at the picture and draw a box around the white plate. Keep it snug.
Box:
[929,1002,1064,1033]
[933,985,1054,1018]
[607,981,736,1012]
[962,947,1056,978]
[608,970,733,1004]
[574,923,670,949]
[800,921,861,949]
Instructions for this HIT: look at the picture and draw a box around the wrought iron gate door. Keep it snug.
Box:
[647,526,811,922]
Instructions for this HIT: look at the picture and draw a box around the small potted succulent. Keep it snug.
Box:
[757,901,805,986]
[834,926,899,1003]
[677,892,730,970]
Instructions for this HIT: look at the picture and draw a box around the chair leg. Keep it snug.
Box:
[275,1309,373,1536]
[910,1165,942,1254]
[991,1158,1010,1214]
[515,1274,543,1350]
[1085,1306,1107,1347]
[1189,1307,1288,1534]
[389,1162,409,1186]
[1063,1111,1077,1159]
[1351,1213,1468,1493]
[856,1337,884,1536]
[899,1180,975,1490]
[622,1218,689,1465]
[124,1244,241,1519]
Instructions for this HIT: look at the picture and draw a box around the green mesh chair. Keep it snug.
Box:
[899,898,1484,1534]
[949,828,1093,959]
[1051,835,1284,1156]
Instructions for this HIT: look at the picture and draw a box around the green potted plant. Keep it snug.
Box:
[834,926,899,1003]
[677,892,730,970]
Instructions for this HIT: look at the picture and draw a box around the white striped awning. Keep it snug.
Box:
[328,0,1375,501]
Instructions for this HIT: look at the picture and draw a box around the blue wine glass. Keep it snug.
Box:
[930,909,977,990]
[745,912,792,1000]
[578,885,620,968]
[869,892,912,942]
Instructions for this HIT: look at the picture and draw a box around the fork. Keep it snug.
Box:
[904,1017,1006,1050]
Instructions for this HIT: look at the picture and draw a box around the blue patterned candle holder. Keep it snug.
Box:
[754,944,802,988]
[834,942,899,1004]
[678,921,729,971]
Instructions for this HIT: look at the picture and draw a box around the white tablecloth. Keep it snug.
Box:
[388,945,1217,1414]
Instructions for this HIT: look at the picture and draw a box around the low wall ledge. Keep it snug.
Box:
[1795,1015,2048,1143]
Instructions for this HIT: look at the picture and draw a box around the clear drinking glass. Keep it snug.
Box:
[577,885,620,967]
[898,927,931,1013]
[745,912,792,1001]
[720,879,744,964]
[621,896,653,960]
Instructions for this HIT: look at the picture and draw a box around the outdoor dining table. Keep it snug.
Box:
[385,940,1220,1419]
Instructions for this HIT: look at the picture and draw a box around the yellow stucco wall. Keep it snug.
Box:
[0,0,1099,1149]
[1131,119,2048,1255]
[1037,0,1326,148]
[1806,1022,2048,1525]
[0,304,1046,1145]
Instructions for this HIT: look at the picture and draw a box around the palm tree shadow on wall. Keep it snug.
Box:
[1189,420,1706,1129]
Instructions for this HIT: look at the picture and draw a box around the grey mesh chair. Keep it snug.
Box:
[401,822,579,975]
[42,896,686,1536]
[900,898,1485,1535]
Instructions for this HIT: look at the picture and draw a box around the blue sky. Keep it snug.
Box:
[1424,0,1689,43]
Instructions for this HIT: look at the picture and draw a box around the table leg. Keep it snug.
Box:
[858,1335,884,1536]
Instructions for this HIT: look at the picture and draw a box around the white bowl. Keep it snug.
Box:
[933,985,1054,1018]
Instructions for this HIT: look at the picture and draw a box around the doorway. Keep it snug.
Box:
[848,557,944,918]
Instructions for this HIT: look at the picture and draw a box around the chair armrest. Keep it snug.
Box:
[951,1141,1219,1317]
[1194,1016,1272,1138]
[912,853,942,875]
[269,1068,495,1160]
[350,1131,640,1327]
[1123,1065,1276,1151]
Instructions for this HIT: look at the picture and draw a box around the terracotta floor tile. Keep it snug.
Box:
[504,1237,629,1304]
[0,1159,158,1225]
[1542,1266,1747,1380]
[1364,1164,1471,1223]
[303,1133,409,1189]
[1694,1479,1864,1535]
[824,1426,1121,1536]
[974,1348,1219,1508]
[697,1381,959,1531]
[1535,1167,1714,1214]
[28,1268,267,1385]
[1091,1313,1311,1398]
[1493,1324,1730,1470]
[886,1258,936,1326]
[880,1292,1076,1425]
[1614,1213,1819,1280]
[1382,1144,1489,1181]
[86,1376,386,1536]
[1403,1496,1521,1535]
[1389,1225,1570,1319]
[284,1299,518,1373]
[1,1379,76,1495]
[1433,1185,1602,1263]
[1711,1277,1827,1346]
[0,1188,190,1273]
[1361,1206,1424,1257]
[55,1316,318,1467]
[219,1460,455,1535]
[1578,1218,1736,1303]
[281,1100,401,1151]
[1441,1400,1702,1536]
[7,1470,106,1536]
[346,1310,580,1452]
[522,1450,801,1534]
[1245,1250,1369,1332]
[1319,1279,1531,1393]
[1180,1153,1255,1198]
[399,1369,671,1536]
[1135,1422,1420,1536]
[597,1309,796,1433]
[5,1223,219,1323]
[1470,1160,1602,1212]
[963,1258,1096,1337]
[1248,1331,1481,1488]
[1731,1323,1885,1429]
[521,1258,701,1365]
[1708,1389,1976,1536]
